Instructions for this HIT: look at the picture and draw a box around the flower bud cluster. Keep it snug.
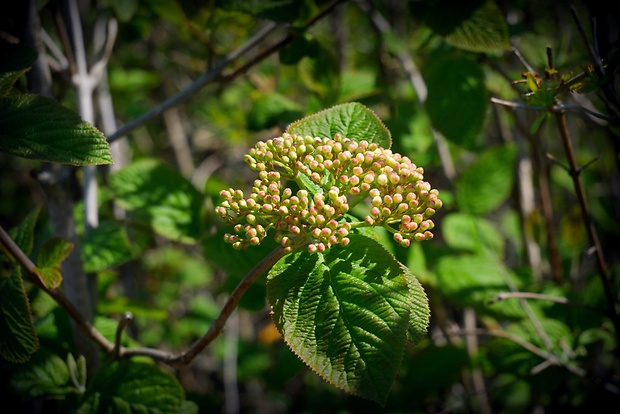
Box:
[216,132,442,252]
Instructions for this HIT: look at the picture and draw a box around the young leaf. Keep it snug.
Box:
[455,143,517,215]
[0,268,39,363]
[78,360,191,414]
[286,102,392,149]
[0,95,113,166]
[35,237,74,289]
[267,233,428,405]
[110,158,204,243]
[9,351,71,396]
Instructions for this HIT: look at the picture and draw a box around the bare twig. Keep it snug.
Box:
[490,291,607,314]
[554,110,620,340]
[113,312,133,359]
[490,98,619,122]
[120,245,290,365]
[0,224,115,354]
[105,21,279,144]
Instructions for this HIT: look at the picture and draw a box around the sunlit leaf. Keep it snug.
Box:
[0,95,112,165]
[267,233,428,404]
[287,102,392,148]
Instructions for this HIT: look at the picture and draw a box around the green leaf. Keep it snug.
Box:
[267,233,428,404]
[443,0,511,53]
[9,351,71,397]
[110,158,204,243]
[0,71,28,97]
[287,102,392,149]
[79,360,186,414]
[435,254,524,319]
[8,206,41,256]
[0,94,113,166]
[82,220,133,273]
[442,212,505,257]
[35,237,73,289]
[423,53,487,148]
[247,92,303,131]
[67,353,87,391]
[455,143,517,215]
[0,267,39,363]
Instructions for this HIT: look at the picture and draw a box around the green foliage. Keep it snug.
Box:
[423,52,488,148]
[1,1,619,412]
[267,233,429,404]
[287,102,392,148]
[79,360,197,413]
[110,158,205,243]
[455,143,517,214]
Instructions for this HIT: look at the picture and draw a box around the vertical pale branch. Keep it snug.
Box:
[67,0,98,232]
[553,110,620,340]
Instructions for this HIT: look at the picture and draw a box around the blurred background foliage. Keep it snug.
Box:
[1,0,620,412]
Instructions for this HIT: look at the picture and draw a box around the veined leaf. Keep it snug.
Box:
[287,102,392,149]
[0,94,112,166]
[110,158,204,243]
[0,209,41,363]
[0,268,39,363]
[267,233,428,404]
[443,0,511,53]
[9,351,71,396]
[78,360,189,414]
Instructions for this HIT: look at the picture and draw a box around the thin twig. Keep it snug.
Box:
[553,110,620,341]
[490,291,607,315]
[120,246,291,365]
[105,21,279,144]
[490,97,619,122]
[113,312,133,359]
[0,224,115,354]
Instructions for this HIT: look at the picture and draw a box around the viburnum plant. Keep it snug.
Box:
[216,102,442,404]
